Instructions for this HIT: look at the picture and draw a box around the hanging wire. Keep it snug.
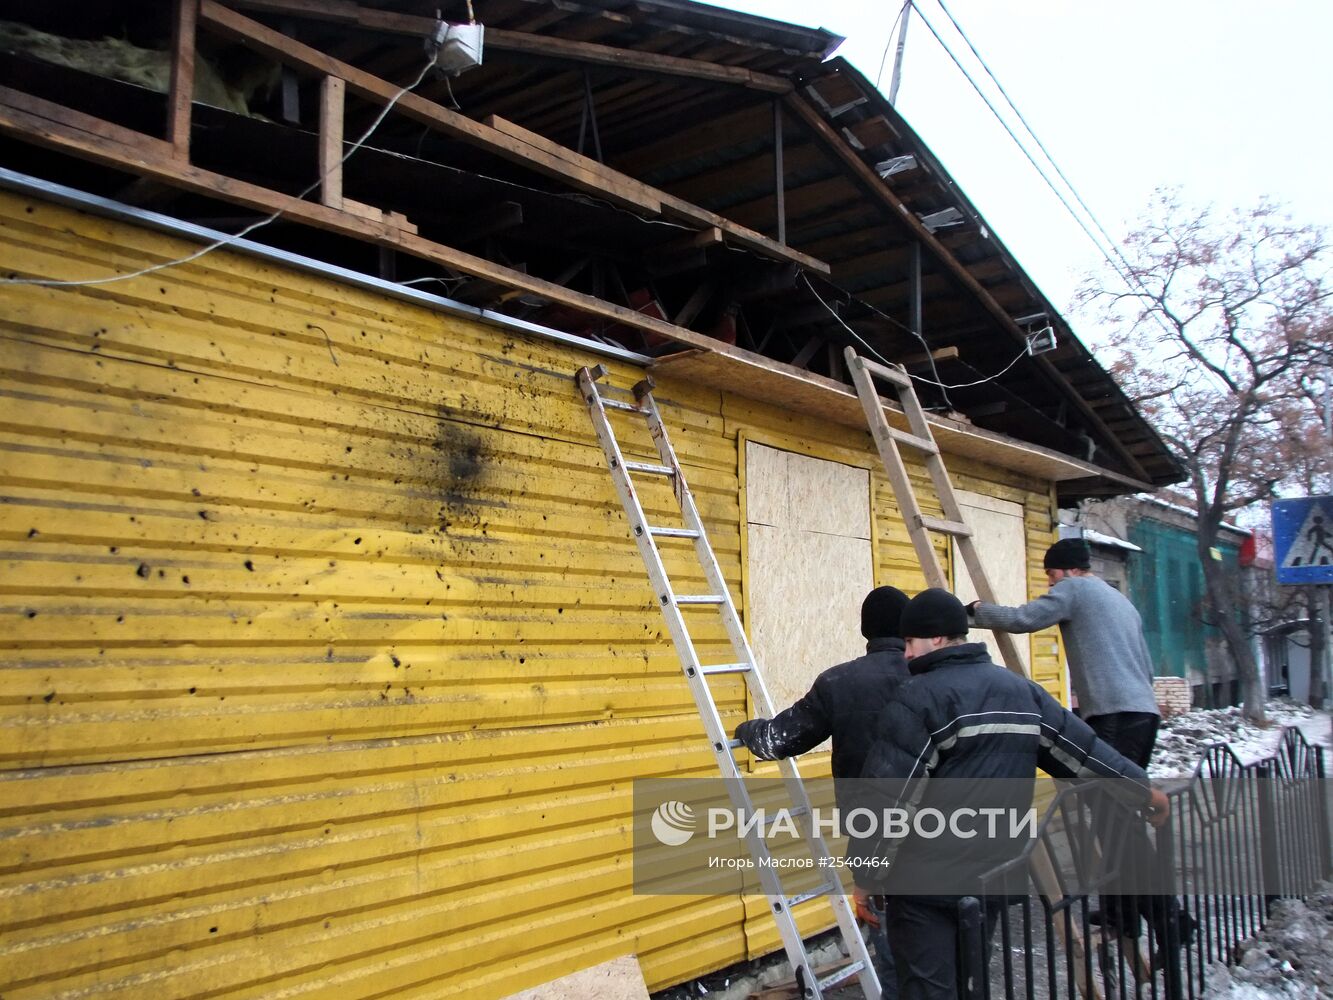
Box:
[927,0,1144,288]
[801,273,1032,395]
[904,1,1141,296]
[875,2,912,90]
[1,52,440,289]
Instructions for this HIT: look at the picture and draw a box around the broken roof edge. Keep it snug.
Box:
[809,56,1184,486]
[597,0,847,60]
[650,348,1153,494]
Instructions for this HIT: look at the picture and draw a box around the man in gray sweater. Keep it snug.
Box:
[966,537,1159,752]
[968,537,1192,970]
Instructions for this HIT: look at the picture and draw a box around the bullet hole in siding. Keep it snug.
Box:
[157,570,165,579]
[43,691,54,703]
[391,654,401,668]
[380,691,388,700]
[117,615,124,623]
[27,528,37,538]
[435,570,443,581]
[198,511,208,520]
[191,488,201,496]
[136,563,150,578]
[353,538,362,545]
[26,609,36,618]
[345,446,353,453]
[24,205,32,213]
[326,648,333,661]
[519,657,526,665]
[110,546,118,554]
[182,575,190,584]
[244,560,254,571]
[557,607,564,614]
[188,687,196,694]
[209,927,217,934]
[159,287,166,295]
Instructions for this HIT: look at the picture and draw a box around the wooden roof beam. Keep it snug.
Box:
[783,91,1152,482]
[222,0,792,92]
[197,2,828,275]
[0,84,827,380]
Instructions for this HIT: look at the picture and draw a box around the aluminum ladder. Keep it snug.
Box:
[843,346,1106,1000]
[575,363,881,1000]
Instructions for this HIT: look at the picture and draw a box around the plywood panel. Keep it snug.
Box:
[744,445,873,720]
[953,490,1032,674]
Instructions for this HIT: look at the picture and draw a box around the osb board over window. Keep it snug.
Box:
[743,441,874,720]
[951,489,1032,675]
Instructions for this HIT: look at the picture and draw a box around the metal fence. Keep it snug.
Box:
[958,727,1330,1000]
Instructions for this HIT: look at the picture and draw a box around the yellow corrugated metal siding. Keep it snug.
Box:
[0,191,1062,998]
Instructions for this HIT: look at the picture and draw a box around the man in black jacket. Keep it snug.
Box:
[858,589,1169,1000]
[733,584,911,993]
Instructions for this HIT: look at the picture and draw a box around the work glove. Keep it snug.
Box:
[853,886,881,928]
[1144,787,1170,828]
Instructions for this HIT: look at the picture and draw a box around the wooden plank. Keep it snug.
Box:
[223,0,791,92]
[483,114,828,274]
[197,0,663,217]
[0,85,174,161]
[785,91,1152,482]
[167,0,198,157]
[485,26,792,93]
[0,87,820,369]
[318,75,344,209]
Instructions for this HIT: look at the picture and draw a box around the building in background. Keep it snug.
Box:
[1067,495,1256,709]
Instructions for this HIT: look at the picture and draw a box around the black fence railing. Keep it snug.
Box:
[958,727,1330,1000]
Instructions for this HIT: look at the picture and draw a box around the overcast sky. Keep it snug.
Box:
[709,0,1333,345]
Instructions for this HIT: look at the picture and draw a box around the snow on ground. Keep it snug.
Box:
[1148,701,1331,779]
[1199,882,1333,999]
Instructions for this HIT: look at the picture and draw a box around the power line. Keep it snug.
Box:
[927,0,1142,288]
[801,273,1031,395]
[904,1,1141,295]
[1,53,439,290]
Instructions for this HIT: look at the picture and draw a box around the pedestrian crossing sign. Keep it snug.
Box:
[1272,496,1333,584]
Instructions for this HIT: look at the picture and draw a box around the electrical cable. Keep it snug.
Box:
[904,1,1141,295]
[1,52,440,289]
[928,0,1143,290]
[875,3,911,91]
[801,272,1030,394]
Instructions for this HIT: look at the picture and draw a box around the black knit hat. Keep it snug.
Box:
[900,588,969,639]
[1044,538,1092,571]
[861,586,910,640]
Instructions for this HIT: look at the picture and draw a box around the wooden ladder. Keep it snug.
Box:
[843,346,1106,1000]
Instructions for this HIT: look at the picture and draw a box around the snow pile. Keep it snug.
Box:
[1149,701,1331,779]
[1200,883,1333,999]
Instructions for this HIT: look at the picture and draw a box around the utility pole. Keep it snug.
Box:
[888,2,912,105]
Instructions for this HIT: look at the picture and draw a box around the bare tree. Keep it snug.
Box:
[1082,191,1332,722]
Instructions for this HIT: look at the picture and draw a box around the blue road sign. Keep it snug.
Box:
[1272,496,1333,585]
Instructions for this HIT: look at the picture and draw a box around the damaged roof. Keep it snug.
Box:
[0,0,1183,499]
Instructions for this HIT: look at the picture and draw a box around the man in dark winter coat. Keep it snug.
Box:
[733,584,912,994]
[858,588,1169,1000]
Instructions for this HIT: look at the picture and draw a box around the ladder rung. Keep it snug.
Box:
[885,424,938,454]
[599,397,641,413]
[819,961,866,991]
[788,805,809,819]
[676,594,725,605]
[858,356,913,388]
[917,515,972,537]
[649,527,701,539]
[700,663,751,676]
[726,738,743,750]
[624,460,675,476]
[785,885,832,909]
